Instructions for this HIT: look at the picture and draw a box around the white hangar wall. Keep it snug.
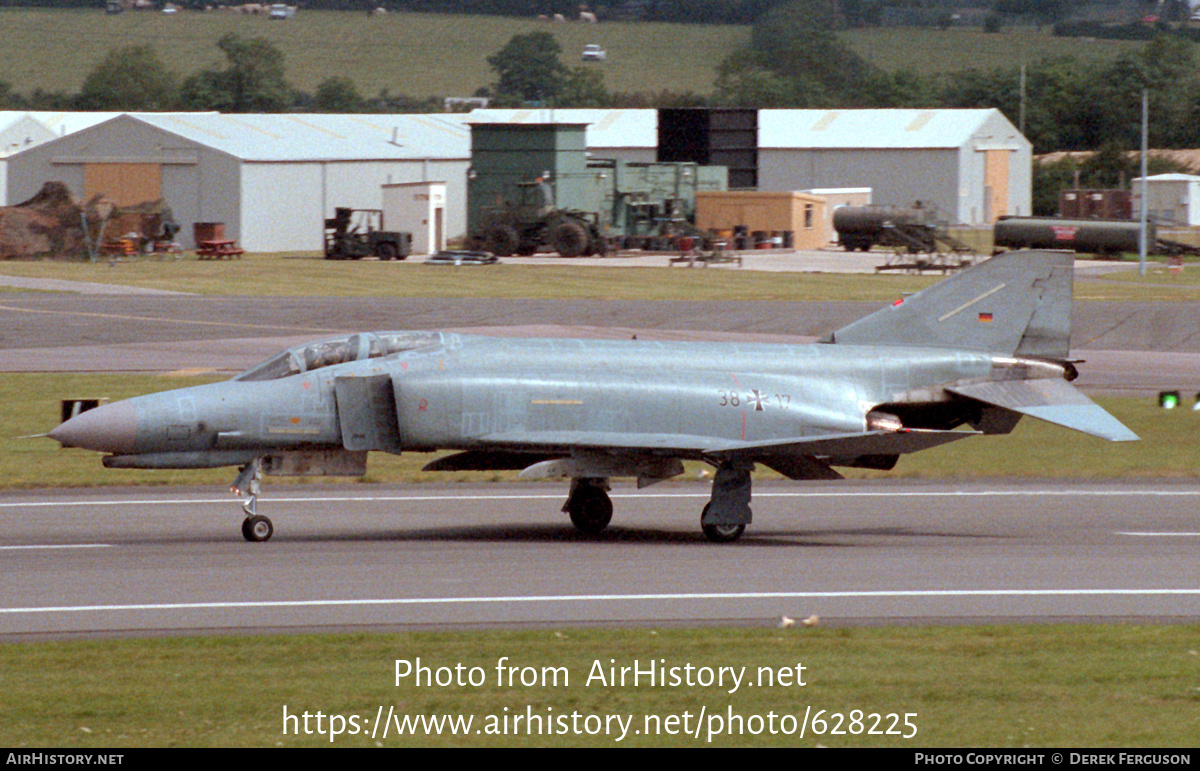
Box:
[757,109,1031,226]
[760,147,961,216]
[238,159,468,253]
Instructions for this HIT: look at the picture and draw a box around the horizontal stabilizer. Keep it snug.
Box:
[948,379,1138,442]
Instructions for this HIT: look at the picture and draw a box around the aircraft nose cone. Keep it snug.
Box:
[48,401,137,454]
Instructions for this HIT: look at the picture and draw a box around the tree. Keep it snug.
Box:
[77,45,177,111]
[313,76,363,112]
[486,31,569,105]
[713,0,882,107]
[179,34,292,112]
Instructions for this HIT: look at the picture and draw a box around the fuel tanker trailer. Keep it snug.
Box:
[832,205,942,253]
[992,217,1152,259]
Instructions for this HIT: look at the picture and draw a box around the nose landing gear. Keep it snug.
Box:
[233,459,273,542]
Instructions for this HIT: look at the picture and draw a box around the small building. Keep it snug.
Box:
[695,190,826,249]
[1132,173,1200,226]
[1059,189,1132,220]
[382,181,447,255]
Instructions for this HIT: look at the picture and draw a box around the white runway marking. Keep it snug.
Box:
[4,588,1200,616]
[0,543,111,551]
[1117,532,1200,537]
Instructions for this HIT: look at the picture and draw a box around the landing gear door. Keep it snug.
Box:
[335,374,401,453]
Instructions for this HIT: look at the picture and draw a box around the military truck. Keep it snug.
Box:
[323,208,412,261]
[473,179,604,258]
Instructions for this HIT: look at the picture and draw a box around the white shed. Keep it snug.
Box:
[1132,173,1200,226]
[6,113,471,251]
[382,181,447,255]
[757,109,1031,226]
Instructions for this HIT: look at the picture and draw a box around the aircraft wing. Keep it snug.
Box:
[947,379,1138,442]
[466,427,976,459]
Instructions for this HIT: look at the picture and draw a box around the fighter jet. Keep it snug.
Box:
[48,251,1136,543]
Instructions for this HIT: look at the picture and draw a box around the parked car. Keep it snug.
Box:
[581,44,606,61]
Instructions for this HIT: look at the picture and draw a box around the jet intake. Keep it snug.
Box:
[335,374,401,453]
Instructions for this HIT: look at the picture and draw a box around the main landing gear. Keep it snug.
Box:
[699,461,752,543]
[562,461,754,543]
[233,459,273,542]
[563,477,613,535]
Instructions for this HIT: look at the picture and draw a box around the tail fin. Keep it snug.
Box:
[824,251,1074,358]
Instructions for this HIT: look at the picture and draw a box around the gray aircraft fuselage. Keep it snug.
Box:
[56,332,999,467]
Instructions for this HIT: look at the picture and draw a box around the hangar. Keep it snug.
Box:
[5,112,470,251]
[757,108,1032,225]
[0,112,121,204]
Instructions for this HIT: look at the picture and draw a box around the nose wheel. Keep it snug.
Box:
[241,514,274,542]
[233,459,273,542]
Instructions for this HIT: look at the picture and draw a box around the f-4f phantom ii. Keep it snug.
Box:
[49,251,1137,543]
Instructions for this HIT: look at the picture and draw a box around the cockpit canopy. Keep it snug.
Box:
[235,331,441,382]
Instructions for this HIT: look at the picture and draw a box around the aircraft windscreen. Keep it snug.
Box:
[235,331,440,382]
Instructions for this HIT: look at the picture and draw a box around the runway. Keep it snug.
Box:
[2,480,1198,637]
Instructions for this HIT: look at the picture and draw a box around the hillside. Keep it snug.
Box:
[0,8,745,99]
[0,8,1163,102]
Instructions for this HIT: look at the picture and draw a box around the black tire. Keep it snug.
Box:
[377,242,399,261]
[568,486,613,535]
[700,504,745,543]
[242,515,274,542]
[551,220,589,258]
[486,225,520,257]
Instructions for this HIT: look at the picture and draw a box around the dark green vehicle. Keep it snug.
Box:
[323,208,412,261]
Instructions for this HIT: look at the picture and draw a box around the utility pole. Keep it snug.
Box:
[1139,89,1148,277]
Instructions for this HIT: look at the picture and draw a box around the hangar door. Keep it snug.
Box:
[983,150,1011,223]
[84,163,162,206]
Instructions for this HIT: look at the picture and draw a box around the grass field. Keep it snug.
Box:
[2,252,1200,302]
[0,8,1163,100]
[3,625,1198,747]
[843,26,1147,76]
[0,8,745,99]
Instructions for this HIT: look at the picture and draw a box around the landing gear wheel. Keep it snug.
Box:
[568,486,613,535]
[702,523,745,543]
[242,514,274,542]
[700,503,745,543]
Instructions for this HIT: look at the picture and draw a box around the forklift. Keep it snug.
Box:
[323,208,412,260]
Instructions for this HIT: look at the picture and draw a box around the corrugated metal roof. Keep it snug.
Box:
[0,111,125,135]
[128,113,471,161]
[758,109,1013,149]
[1135,173,1200,182]
[463,108,657,148]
